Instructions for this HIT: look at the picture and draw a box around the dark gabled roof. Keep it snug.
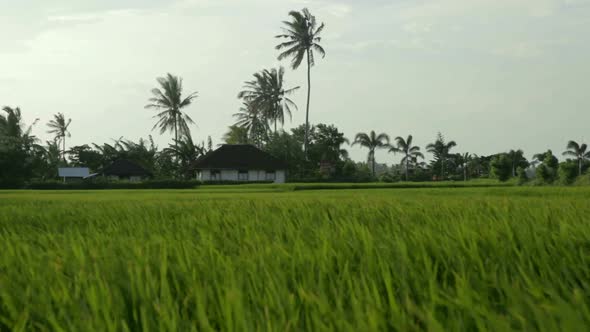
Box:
[102,159,151,177]
[190,144,287,170]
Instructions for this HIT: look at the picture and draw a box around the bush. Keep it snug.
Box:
[536,164,556,184]
[379,172,401,183]
[575,173,590,186]
[201,180,274,185]
[559,162,579,185]
[25,179,201,190]
[491,155,512,182]
[517,167,528,185]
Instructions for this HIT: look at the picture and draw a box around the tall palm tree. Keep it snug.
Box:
[506,149,527,177]
[388,135,424,181]
[233,102,269,148]
[563,140,589,176]
[352,131,390,176]
[1,106,40,148]
[46,112,72,162]
[276,8,325,156]
[426,132,457,179]
[458,152,471,181]
[145,73,198,151]
[238,67,299,132]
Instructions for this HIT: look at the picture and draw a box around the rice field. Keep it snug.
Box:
[0,187,589,331]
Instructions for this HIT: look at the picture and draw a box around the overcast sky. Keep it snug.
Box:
[1,0,589,164]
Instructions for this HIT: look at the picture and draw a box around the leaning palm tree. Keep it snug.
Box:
[389,135,424,181]
[426,132,457,179]
[1,106,40,150]
[238,67,299,133]
[145,73,198,151]
[276,8,325,156]
[47,112,72,162]
[563,140,589,176]
[1,106,25,138]
[352,131,390,176]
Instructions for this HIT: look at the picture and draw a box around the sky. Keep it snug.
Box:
[1,0,589,164]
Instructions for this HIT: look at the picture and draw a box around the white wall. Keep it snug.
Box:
[275,170,286,184]
[196,169,286,183]
[197,170,211,181]
[221,170,239,181]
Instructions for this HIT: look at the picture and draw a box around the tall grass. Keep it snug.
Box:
[0,187,589,331]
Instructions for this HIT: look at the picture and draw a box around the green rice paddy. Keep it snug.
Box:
[1,187,589,331]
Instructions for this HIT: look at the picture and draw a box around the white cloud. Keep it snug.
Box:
[493,42,543,58]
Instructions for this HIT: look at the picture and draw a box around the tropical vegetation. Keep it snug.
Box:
[276,8,325,156]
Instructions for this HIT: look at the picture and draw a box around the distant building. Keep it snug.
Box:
[190,144,288,183]
[102,159,151,182]
[58,168,90,182]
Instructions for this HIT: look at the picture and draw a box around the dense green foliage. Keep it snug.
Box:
[490,154,512,181]
[25,179,201,190]
[1,187,589,331]
[558,162,579,185]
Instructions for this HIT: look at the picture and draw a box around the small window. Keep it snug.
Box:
[211,170,221,181]
[238,170,249,181]
[265,171,276,181]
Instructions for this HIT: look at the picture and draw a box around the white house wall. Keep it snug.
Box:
[197,169,286,183]
[198,170,211,181]
[221,170,239,181]
[275,170,286,183]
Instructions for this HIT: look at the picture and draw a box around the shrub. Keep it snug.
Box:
[491,155,512,182]
[517,167,528,185]
[379,172,401,183]
[559,162,579,185]
[25,179,201,190]
[535,164,556,184]
[575,172,590,186]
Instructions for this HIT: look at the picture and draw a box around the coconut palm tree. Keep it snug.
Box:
[145,73,198,151]
[46,113,72,162]
[506,149,528,177]
[457,152,471,181]
[1,106,24,138]
[164,133,206,179]
[238,67,299,132]
[233,102,269,148]
[426,132,457,179]
[388,135,424,181]
[276,8,325,156]
[223,125,250,145]
[352,131,390,176]
[563,140,590,176]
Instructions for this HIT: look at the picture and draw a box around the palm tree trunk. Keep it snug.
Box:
[304,49,311,158]
[406,155,409,181]
[580,158,583,176]
[464,166,467,181]
[62,136,66,163]
[174,114,178,150]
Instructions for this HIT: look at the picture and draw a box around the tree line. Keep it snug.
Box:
[1,8,589,187]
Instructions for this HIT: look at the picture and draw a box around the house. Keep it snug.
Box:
[190,144,288,183]
[58,167,90,183]
[102,159,151,182]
